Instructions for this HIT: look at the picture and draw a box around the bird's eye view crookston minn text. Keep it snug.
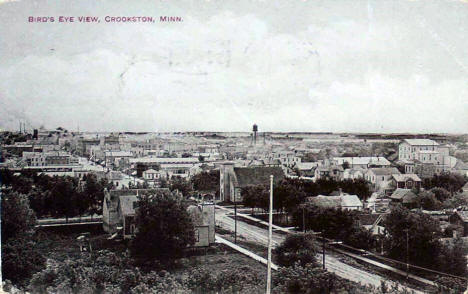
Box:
[1,0,468,293]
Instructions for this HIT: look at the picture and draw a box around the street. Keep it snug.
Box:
[215,206,425,293]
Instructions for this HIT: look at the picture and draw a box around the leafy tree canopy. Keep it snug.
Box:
[275,233,318,267]
[1,190,37,241]
[131,191,195,263]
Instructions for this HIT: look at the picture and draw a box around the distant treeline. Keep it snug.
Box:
[354,133,450,140]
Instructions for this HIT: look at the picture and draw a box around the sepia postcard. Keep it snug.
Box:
[1,0,467,293]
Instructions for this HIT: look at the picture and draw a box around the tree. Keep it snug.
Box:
[275,233,318,267]
[437,237,467,277]
[383,205,442,269]
[131,191,195,263]
[293,204,357,240]
[2,237,45,285]
[339,178,371,201]
[342,161,350,170]
[1,190,37,242]
[241,184,269,211]
[1,190,44,286]
[417,190,442,211]
[198,155,205,162]
[82,174,106,216]
[430,187,451,202]
[50,176,78,220]
[191,170,219,193]
[442,192,468,209]
[422,172,467,195]
[343,227,376,250]
[169,176,193,197]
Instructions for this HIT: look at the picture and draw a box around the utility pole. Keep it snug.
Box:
[266,175,273,294]
[234,197,237,244]
[406,229,409,283]
[322,235,326,270]
[302,205,305,233]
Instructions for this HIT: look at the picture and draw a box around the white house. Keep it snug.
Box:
[398,139,439,161]
[365,167,401,194]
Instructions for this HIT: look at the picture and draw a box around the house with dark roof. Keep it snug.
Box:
[314,165,344,181]
[391,174,421,191]
[102,188,215,246]
[219,162,284,202]
[449,211,468,237]
[102,188,178,237]
[296,162,318,177]
[389,189,418,208]
[103,188,171,238]
[357,213,386,235]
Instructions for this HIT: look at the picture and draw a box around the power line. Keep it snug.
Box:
[327,236,467,281]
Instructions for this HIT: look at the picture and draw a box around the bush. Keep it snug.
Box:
[343,227,376,250]
[29,250,189,294]
[185,266,263,293]
[273,263,417,294]
[275,233,318,267]
[272,264,341,294]
[2,237,45,286]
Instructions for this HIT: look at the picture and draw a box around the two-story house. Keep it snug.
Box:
[365,167,401,194]
[219,162,284,203]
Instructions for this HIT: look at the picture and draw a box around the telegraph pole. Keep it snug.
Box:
[302,205,305,233]
[405,229,409,282]
[322,235,326,270]
[234,198,237,244]
[266,175,273,294]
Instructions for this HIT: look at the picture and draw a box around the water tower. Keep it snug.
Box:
[252,124,258,145]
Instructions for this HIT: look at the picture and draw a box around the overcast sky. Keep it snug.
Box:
[1,0,468,133]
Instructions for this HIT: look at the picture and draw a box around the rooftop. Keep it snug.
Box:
[390,189,418,203]
[105,151,133,157]
[403,139,439,146]
[392,174,421,182]
[119,195,138,216]
[368,167,401,176]
[307,195,362,208]
[233,166,284,187]
[333,157,390,166]
[130,157,200,164]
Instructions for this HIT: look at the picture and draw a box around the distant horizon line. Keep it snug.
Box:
[4,128,467,136]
